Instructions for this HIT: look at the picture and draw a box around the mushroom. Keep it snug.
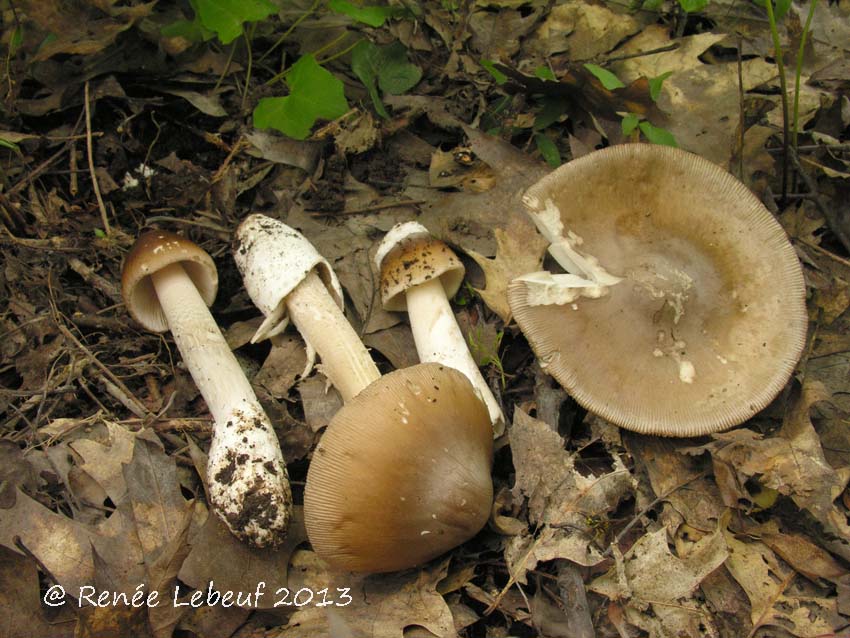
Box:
[121,230,291,547]
[232,214,381,401]
[374,221,504,429]
[305,362,493,573]
[507,143,808,437]
[233,215,493,573]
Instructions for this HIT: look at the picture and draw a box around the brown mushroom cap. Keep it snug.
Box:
[304,363,493,573]
[378,232,465,312]
[122,230,218,332]
[508,144,808,437]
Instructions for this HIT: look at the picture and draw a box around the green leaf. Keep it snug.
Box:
[648,71,673,102]
[677,0,708,12]
[534,132,561,167]
[161,18,215,42]
[0,138,21,153]
[253,55,349,139]
[10,26,24,55]
[328,0,402,27]
[533,96,569,131]
[760,0,792,21]
[352,40,421,118]
[621,113,641,136]
[771,0,792,21]
[191,0,276,44]
[583,63,625,90]
[480,59,508,85]
[93,228,107,238]
[534,65,556,81]
[638,121,678,146]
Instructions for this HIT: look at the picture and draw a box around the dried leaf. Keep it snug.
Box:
[297,375,344,432]
[122,433,192,560]
[721,512,841,637]
[0,546,72,638]
[464,216,548,321]
[0,489,96,592]
[590,526,728,638]
[70,421,135,504]
[510,408,634,526]
[611,28,777,168]
[527,0,647,59]
[277,557,456,637]
[20,0,156,61]
[254,336,308,399]
[758,527,849,584]
[686,382,850,560]
[178,508,306,610]
[363,324,419,370]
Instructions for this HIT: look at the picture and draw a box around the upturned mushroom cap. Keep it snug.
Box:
[508,144,808,437]
[233,214,345,342]
[122,230,218,332]
[304,363,493,573]
[375,221,465,312]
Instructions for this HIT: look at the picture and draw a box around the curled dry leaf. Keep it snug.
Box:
[505,409,635,583]
[721,511,842,637]
[590,526,728,638]
[464,215,549,322]
[275,555,456,637]
[684,381,850,561]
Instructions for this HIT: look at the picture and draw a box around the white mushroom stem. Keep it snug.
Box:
[404,277,503,427]
[150,262,290,547]
[285,270,381,402]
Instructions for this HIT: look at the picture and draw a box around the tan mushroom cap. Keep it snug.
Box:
[508,144,808,437]
[122,230,218,332]
[304,363,493,573]
[378,231,465,312]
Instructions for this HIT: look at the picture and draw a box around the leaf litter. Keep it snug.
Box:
[1,0,849,636]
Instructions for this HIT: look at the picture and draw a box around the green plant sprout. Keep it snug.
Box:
[253,55,349,140]
[467,325,507,390]
[351,40,422,119]
[584,64,678,146]
[159,0,422,140]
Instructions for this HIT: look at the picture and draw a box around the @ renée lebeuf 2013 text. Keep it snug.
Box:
[42,582,353,609]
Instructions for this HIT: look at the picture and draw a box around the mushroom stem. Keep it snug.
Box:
[404,277,503,426]
[151,262,290,546]
[285,270,381,402]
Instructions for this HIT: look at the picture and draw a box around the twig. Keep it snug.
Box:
[767,143,850,152]
[599,43,679,64]
[53,320,149,418]
[797,238,850,270]
[736,34,745,181]
[307,199,425,216]
[67,257,122,303]
[764,0,790,202]
[144,215,231,234]
[84,81,110,235]
[602,470,708,559]
[0,227,81,252]
[788,146,850,253]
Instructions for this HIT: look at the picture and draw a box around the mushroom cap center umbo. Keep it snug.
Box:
[509,144,808,437]
[304,363,493,573]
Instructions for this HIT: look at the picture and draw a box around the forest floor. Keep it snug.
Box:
[1,1,850,637]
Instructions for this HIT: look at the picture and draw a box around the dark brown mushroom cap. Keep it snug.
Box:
[377,223,465,312]
[304,363,493,573]
[122,230,218,332]
[508,144,808,437]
